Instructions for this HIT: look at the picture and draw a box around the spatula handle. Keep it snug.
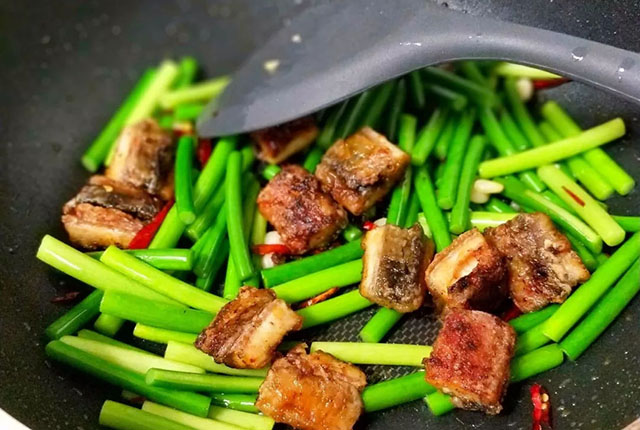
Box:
[411,6,640,103]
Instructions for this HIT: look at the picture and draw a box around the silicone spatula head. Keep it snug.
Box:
[197,0,640,137]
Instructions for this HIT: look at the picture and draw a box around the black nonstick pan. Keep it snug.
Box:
[1,1,638,429]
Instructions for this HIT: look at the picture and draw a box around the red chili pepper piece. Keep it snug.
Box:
[197,139,212,168]
[296,287,340,310]
[530,384,552,430]
[363,221,376,231]
[128,199,174,250]
[533,78,570,90]
[252,244,292,255]
[501,303,523,322]
[562,186,586,207]
[50,291,81,304]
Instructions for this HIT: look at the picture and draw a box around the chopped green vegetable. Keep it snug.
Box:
[133,324,197,345]
[423,67,497,106]
[359,307,403,343]
[159,76,230,109]
[100,246,227,313]
[60,335,203,374]
[386,79,407,141]
[425,84,468,111]
[174,135,196,224]
[450,135,486,234]
[81,68,156,172]
[164,341,268,377]
[93,313,125,337]
[560,259,640,360]
[538,165,625,246]
[272,259,363,303]
[146,368,264,393]
[411,108,449,165]
[261,239,363,287]
[362,371,435,412]
[151,136,236,248]
[543,232,640,341]
[45,290,103,340]
[100,291,212,333]
[297,290,373,329]
[100,400,197,430]
[225,151,255,280]
[437,109,475,209]
[37,235,177,305]
[509,304,559,334]
[479,118,625,178]
[415,167,451,252]
[46,341,211,416]
[125,60,179,125]
[88,249,193,271]
[309,342,431,366]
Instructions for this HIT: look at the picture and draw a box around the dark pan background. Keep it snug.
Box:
[1,1,639,429]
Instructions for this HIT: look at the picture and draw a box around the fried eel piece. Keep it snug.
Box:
[257,165,348,254]
[62,176,162,249]
[315,127,410,215]
[360,224,434,312]
[195,287,302,369]
[256,344,366,430]
[485,212,590,312]
[425,229,507,314]
[425,309,516,415]
[106,118,174,198]
[251,116,319,164]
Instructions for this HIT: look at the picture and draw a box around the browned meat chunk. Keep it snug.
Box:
[257,165,348,254]
[425,309,516,415]
[62,176,163,249]
[315,127,410,215]
[485,212,590,313]
[195,287,302,369]
[251,116,319,164]
[105,118,174,196]
[256,344,366,430]
[72,176,163,221]
[425,229,507,315]
[360,224,434,312]
[62,203,145,249]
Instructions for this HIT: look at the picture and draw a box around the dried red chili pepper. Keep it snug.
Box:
[502,303,523,322]
[50,291,81,304]
[363,221,376,231]
[252,244,291,255]
[197,139,212,168]
[530,383,552,430]
[533,78,570,90]
[296,287,340,309]
[128,199,174,250]
[562,186,586,207]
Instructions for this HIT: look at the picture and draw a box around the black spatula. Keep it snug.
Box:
[197,0,640,137]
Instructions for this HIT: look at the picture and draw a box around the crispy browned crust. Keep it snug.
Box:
[315,127,410,215]
[195,287,302,369]
[251,116,319,164]
[256,344,366,430]
[485,212,590,312]
[105,118,174,195]
[425,310,516,415]
[257,165,348,254]
[360,224,432,312]
[61,203,144,249]
[68,175,163,221]
[425,229,507,315]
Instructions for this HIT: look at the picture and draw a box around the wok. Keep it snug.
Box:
[0,1,638,429]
